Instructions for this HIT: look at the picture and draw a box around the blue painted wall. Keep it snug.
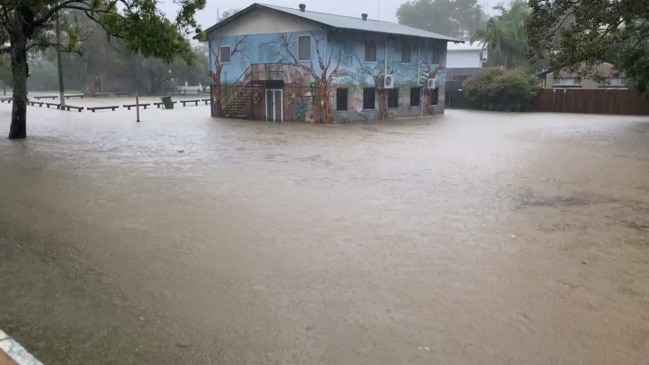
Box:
[208,28,448,87]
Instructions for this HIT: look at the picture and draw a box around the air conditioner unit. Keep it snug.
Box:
[383,74,395,89]
[426,77,437,89]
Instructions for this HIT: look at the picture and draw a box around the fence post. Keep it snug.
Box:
[136,91,140,123]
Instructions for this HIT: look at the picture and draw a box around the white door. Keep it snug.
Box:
[265,89,283,122]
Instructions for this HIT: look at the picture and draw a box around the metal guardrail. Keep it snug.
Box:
[221,64,287,109]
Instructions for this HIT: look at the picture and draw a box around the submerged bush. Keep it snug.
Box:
[463,68,540,111]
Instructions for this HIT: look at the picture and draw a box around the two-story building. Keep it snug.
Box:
[201,3,461,123]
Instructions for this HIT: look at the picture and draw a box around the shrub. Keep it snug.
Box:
[463,68,540,111]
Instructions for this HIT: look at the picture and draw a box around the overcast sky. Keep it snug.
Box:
[161,0,507,30]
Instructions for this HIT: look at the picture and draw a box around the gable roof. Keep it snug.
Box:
[447,41,484,51]
[202,3,462,43]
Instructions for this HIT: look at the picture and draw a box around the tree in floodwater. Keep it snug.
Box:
[0,0,205,140]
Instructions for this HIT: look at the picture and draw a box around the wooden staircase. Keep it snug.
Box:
[222,81,263,118]
[221,64,286,119]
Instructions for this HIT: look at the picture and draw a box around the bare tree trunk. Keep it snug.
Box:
[320,83,333,123]
[378,90,388,121]
[9,36,28,140]
[212,65,223,117]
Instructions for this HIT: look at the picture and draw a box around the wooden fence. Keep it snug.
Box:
[534,88,649,115]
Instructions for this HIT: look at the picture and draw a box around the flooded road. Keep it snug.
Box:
[1,104,648,364]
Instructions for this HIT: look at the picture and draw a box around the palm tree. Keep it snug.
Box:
[472,0,529,68]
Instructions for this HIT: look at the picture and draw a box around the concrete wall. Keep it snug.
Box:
[333,87,443,122]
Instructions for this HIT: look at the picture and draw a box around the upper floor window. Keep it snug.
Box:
[553,77,581,86]
[365,40,377,62]
[298,35,311,61]
[607,77,628,86]
[431,45,442,64]
[402,44,411,64]
[219,46,231,63]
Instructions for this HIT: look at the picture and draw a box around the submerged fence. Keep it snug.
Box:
[446,86,649,116]
[534,89,649,115]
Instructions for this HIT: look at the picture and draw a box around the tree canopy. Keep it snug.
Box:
[0,0,206,139]
[27,11,209,94]
[396,0,486,39]
[472,0,530,69]
[527,0,649,94]
[220,8,240,22]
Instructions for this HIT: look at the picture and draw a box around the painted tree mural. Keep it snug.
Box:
[276,33,349,123]
[350,53,389,120]
[210,36,247,117]
[421,61,446,114]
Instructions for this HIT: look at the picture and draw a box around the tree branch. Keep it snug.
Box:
[280,33,316,78]
[230,35,246,56]
[33,1,89,29]
[26,40,69,52]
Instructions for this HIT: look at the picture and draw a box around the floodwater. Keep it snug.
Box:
[1,101,648,364]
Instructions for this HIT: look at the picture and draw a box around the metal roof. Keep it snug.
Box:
[202,3,463,43]
[447,41,484,51]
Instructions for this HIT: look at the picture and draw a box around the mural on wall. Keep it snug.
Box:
[349,52,389,120]
[210,36,247,117]
[256,32,350,123]
[207,27,449,121]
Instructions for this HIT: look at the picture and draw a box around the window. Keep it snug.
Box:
[388,88,399,108]
[219,46,231,63]
[365,40,377,62]
[410,87,421,107]
[336,88,348,111]
[431,46,442,64]
[402,44,411,64]
[363,88,376,109]
[607,77,628,86]
[428,88,439,106]
[553,77,581,87]
[298,35,311,61]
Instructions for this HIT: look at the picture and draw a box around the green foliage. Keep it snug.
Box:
[397,0,486,39]
[463,68,540,111]
[527,0,649,95]
[472,0,529,69]
[24,10,208,94]
[0,0,204,65]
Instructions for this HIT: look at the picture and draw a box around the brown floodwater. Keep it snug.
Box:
[1,102,648,364]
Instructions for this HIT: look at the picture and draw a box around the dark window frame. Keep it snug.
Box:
[298,35,311,61]
[336,88,348,111]
[363,88,376,109]
[428,88,439,106]
[219,46,231,63]
[410,87,421,107]
[402,44,411,64]
[388,88,399,109]
[431,45,442,64]
[365,40,377,62]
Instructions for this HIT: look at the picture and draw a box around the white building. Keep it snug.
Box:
[446,42,486,68]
